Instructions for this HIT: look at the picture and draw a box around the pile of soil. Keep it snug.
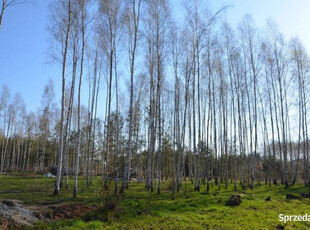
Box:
[0,200,96,228]
[226,195,242,206]
[0,200,39,229]
[45,203,96,220]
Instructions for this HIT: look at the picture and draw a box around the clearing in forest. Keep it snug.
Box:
[1,175,310,229]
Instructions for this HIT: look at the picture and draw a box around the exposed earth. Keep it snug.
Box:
[0,199,95,229]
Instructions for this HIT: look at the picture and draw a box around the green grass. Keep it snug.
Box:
[0,174,101,205]
[1,175,310,229]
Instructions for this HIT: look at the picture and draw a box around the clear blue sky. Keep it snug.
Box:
[0,0,61,110]
[1,0,310,116]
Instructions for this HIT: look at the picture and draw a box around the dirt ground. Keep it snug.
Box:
[0,200,96,229]
[42,203,96,220]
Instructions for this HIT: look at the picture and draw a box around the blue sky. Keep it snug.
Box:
[0,0,310,116]
[0,0,60,110]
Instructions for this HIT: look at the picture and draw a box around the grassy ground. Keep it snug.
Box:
[1,175,310,229]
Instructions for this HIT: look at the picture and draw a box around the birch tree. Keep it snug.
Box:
[120,0,142,194]
[49,0,72,195]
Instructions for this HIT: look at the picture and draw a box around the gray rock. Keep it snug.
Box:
[44,172,55,178]
[0,200,39,229]
[48,166,74,176]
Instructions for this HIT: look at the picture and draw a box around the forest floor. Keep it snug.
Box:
[1,175,310,229]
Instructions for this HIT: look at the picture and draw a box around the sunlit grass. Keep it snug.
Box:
[1,175,310,229]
